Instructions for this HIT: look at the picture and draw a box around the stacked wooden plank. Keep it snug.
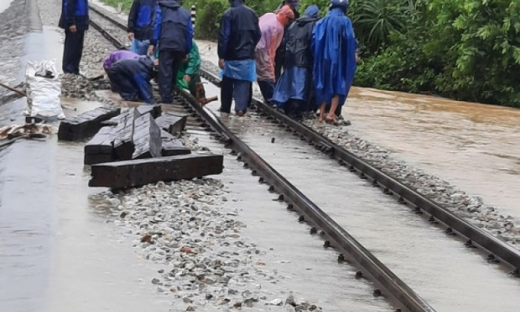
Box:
[58,107,121,141]
[58,104,223,189]
[89,154,224,189]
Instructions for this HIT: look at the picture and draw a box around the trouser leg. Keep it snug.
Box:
[220,75,233,113]
[335,104,342,117]
[285,99,303,119]
[257,80,274,103]
[188,74,201,98]
[62,29,85,74]
[233,80,251,113]
[158,50,174,103]
[170,52,183,92]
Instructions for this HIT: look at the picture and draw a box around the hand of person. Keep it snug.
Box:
[355,53,360,63]
[128,32,134,40]
[69,25,77,33]
[148,45,154,56]
[218,59,225,69]
[184,75,191,83]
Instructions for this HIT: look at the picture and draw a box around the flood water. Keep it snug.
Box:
[197,38,520,222]
[201,81,520,312]
[346,88,520,219]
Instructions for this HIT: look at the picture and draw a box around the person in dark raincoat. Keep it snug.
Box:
[59,0,89,74]
[312,0,357,125]
[218,0,261,116]
[103,50,141,92]
[128,0,157,55]
[107,56,157,104]
[274,0,300,80]
[272,5,319,119]
[150,0,193,104]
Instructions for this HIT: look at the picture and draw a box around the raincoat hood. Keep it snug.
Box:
[276,5,295,25]
[159,0,181,9]
[329,0,348,12]
[304,4,319,18]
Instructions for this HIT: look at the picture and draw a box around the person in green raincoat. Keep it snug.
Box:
[154,39,201,97]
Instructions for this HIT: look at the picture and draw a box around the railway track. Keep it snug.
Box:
[87,4,520,311]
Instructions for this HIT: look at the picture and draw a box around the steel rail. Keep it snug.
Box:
[199,68,520,275]
[87,9,438,311]
[89,5,128,31]
[177,87,436,312]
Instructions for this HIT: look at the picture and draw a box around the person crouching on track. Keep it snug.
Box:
[106,56,158,104]
[103,50,141,92]
[149,0,193,104]
[127,0,157,55]
[312,0,357,126]
[174,40,214,104]
[272,5,320,120]
[59,0,89,75]
[255,6,295,104]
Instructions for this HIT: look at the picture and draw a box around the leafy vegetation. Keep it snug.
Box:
[105,0,520,107]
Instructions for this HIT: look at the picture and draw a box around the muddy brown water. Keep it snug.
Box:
[346,88,520,220]
[201,81,520,311]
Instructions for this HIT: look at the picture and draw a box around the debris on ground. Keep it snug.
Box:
[66,104,223,188]
[24,60,64,120]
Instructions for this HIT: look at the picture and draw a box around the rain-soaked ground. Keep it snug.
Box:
[2,1,520,311]
[345,88,520,219]
[199,81,520,312]
[0,1,392,311]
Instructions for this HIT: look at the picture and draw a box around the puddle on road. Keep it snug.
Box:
[345,87,520,219]
[0,98,172,312]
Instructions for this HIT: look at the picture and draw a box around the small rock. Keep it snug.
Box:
[183,297,193,303]
[269,298,283,306]
[141,234,153,243]
[151,278,160,285]
[186,306,195,311]
[217,298,230,305]
[243,297,258,307]
[286,294,296,306]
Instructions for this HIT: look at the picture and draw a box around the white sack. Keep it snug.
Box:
[24,60,64,120]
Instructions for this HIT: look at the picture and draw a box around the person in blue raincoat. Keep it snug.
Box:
[107,56,158,104]
[272,5,320,119]
[312,0,357,125]
[128,0,157,55]
[59,0,89,74]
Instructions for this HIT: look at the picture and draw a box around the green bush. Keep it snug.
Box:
[193,0,228,39]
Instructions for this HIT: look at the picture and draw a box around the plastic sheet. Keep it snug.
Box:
[24,60,64,120]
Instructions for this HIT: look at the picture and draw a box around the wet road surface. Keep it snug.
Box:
[200,82,520,312]
[346,88,520,220]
